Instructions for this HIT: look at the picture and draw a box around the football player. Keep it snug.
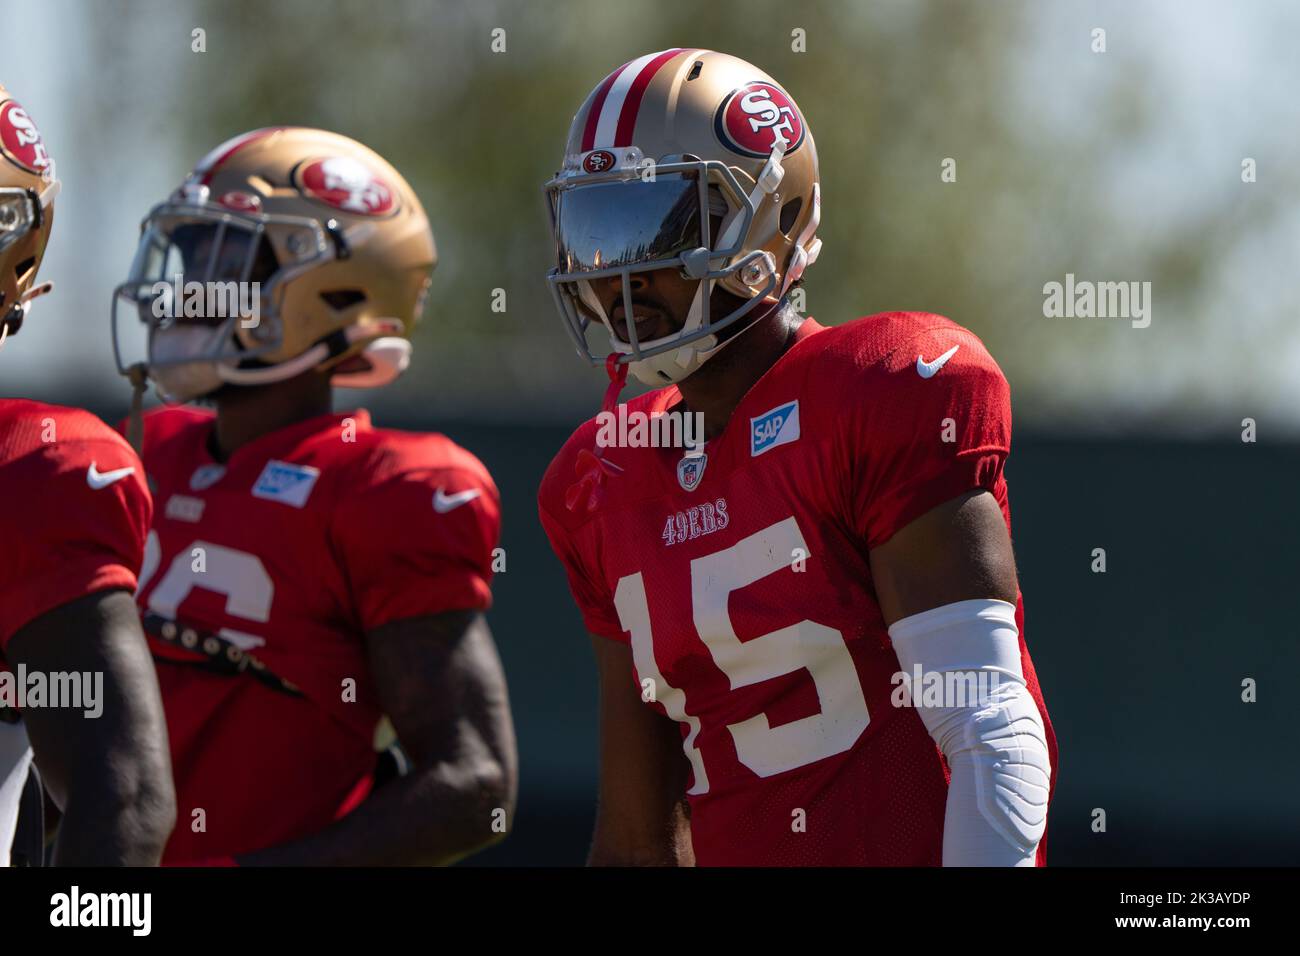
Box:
[109,127,517,865]
[0,82,175,865]
[539,50,1059,865]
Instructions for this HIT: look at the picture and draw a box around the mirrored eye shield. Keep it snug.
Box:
[543,157,755,267]
[543,157,776,364]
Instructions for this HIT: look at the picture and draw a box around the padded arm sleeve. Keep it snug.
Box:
[888,599,1051,866]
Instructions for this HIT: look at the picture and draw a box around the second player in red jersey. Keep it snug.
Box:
[111,126,517,865]
[131,406,501,862]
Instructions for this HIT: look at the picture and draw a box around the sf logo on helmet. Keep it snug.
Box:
[715,81,805,158]
[582,150,616,174]
[0,101,52,174]
[297,156,396,216]
[742,91,795,142]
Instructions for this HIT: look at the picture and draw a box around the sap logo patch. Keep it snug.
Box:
[750,400,800,457]
[251,460,320,509]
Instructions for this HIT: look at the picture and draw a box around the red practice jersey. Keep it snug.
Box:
[0,399,150,652]
[539,313,1058,866]
[129,407,500,863]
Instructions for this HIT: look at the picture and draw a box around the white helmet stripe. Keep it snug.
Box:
[592,51,665,148]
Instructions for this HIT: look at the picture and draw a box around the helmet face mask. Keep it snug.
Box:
[543,50,821,386]
[546,154,779,382]
[111,197,346,400]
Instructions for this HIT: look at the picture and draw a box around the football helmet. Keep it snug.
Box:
[111,127,436,402]
[0,83,58,348]
[544,49,822,386]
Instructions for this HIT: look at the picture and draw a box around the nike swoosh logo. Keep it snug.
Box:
[916,344,960,379]
[433,487,481,513]
[87,462,136,490]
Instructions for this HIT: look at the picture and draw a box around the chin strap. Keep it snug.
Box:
[21,280,54,308]
[565,354,628,513]
[216,320,406,389]
[0,281,55,353]
[600,352,628,413]
[125,362,149,456]
[779,182,822,299]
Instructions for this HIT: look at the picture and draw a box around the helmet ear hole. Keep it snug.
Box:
[779,197,803,236]
[320,289,366,311]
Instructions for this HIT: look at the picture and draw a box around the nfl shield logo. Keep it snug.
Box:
[677,452,707,492]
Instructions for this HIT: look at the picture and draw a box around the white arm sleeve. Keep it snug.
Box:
[0,720,33,868]
[888,599,1051,867]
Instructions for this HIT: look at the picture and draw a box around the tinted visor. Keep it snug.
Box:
[553,176,702,274]
[132,214,277,283]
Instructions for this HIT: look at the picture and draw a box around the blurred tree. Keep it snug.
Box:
[75,0,1300,432]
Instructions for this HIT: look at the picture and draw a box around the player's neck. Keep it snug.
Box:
[210,373,333,462]
[676,304,801,441]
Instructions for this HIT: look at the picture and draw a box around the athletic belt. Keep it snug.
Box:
[143,612,303,699]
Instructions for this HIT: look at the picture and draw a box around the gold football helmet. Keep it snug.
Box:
[112,127,436,402]
[0,83,59,347]
[544,49,822,386]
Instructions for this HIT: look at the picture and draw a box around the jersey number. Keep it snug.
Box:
[137,531,275,648]
[612,516,870,795]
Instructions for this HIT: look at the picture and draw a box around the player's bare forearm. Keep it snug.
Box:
[588,796,694,866]
[587,634,696,866]
[236,746,512,867]
[8,589,177,866]
[239,611,517,866]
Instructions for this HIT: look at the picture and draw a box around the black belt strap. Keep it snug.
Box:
[143,613,303,698]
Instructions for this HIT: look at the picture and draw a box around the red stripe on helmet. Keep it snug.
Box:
[580,68,623,152]
[197,126,287,185]
[613,48,689,147]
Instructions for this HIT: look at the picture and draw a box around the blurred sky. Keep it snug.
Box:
[3,0,1298,436]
